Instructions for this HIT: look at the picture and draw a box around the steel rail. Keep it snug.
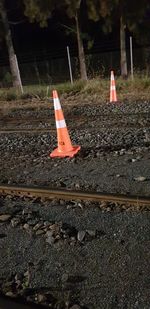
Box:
[0,126,148,134]
[0,117,149,126]
[0,114,149,134]
[0,111,149,121]
[0,128,56,134]
[0,185,150,206]
[0,117,52,123]
[0,121,149,134]
[0,115,87,124]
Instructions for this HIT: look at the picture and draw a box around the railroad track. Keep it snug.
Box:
[0,119,149,134]
[0,184,150,207]
[0,185,149,308]
[0,128,56,133]
[0,112,149,125]
[0,111,150,121]
[0,113,149,133]
[0,126,149,134]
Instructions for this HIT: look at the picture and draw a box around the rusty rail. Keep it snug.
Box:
[0,184,150,207]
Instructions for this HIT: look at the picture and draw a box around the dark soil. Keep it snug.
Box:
[0,196,150,308]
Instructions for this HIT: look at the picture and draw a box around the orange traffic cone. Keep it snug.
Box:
[50,90,81,158]
[110,70,117,103]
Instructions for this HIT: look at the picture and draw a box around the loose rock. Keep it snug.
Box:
[0,214,11,222]
[77,231,86,242]
[134,176,147,182]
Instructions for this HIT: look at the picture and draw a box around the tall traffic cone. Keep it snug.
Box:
[110,70,117,103]
[50,90,81,158]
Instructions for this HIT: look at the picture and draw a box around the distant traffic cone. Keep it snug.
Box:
[110,70,117,103]
[50,90,81,158]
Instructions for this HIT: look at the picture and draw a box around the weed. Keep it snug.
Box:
[0,74,150,105]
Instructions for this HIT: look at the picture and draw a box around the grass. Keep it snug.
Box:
[0,80,85,100]
[0,74,150,109]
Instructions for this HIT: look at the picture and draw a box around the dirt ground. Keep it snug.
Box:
[0,97,150,308]
[0,196,150,308]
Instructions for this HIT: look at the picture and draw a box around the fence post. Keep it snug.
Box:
[66,46,73,84]
[14,54,24,93]
[130,36,134,80]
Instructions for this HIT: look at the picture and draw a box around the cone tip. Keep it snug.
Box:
[52,90,58,99]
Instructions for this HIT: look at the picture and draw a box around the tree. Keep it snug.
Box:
[23,0,88,81]
[115,0,150,78]
[63,0,88,81]
[86,0,150,78]
[0,0,23,91]
[86,0,128,77]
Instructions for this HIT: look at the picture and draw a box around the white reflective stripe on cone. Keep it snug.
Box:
[56,119,66,128]
[54,98,61,110]
[111,85,116,90]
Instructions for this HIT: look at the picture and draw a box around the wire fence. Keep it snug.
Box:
[0,44,150,87]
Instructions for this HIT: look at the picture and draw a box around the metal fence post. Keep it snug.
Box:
[14,54,24,93]
[67,46,73,84]
[130,36,134,80]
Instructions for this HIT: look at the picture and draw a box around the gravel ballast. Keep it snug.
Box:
[0,196,150,308]
[0,98,150,308]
